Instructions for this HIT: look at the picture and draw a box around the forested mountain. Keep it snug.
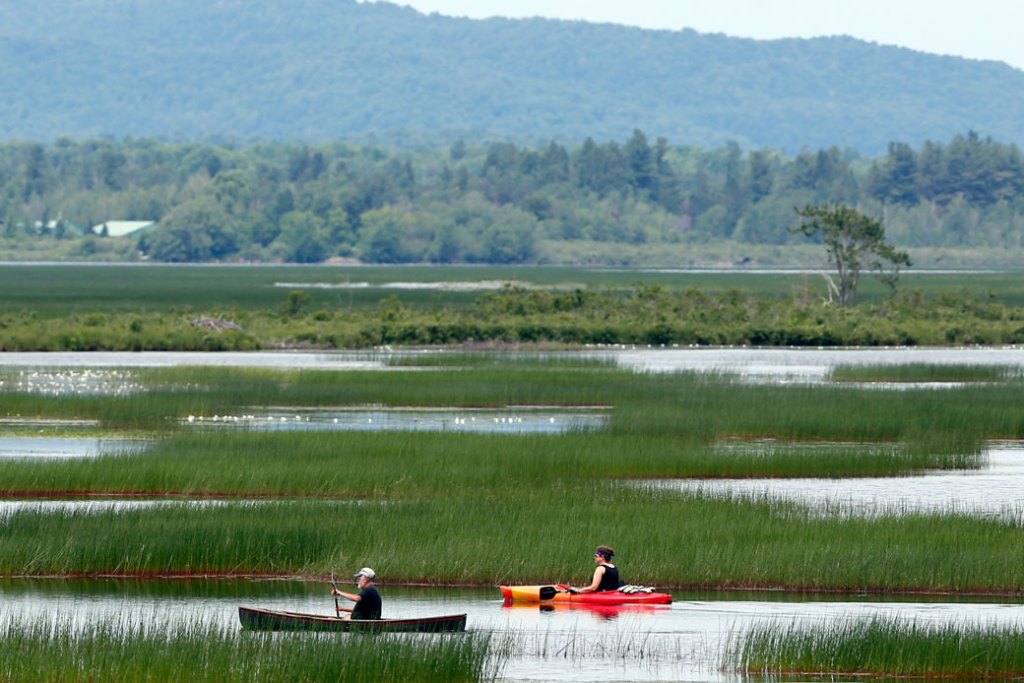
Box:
[4,132,1023,265]
[2,0,1023,154]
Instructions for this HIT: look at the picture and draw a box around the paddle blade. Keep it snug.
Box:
[538,586,559,600]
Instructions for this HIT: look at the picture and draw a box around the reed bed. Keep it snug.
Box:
[2,360,1021,594]
[728,615,1024,679]
[0,612,498,682]
[2,490,1023,594]
[1,362,628,428]
[3,361,1017,470]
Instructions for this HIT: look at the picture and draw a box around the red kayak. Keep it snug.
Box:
[500,584,672,605]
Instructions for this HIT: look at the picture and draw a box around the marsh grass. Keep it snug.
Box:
[3,490,1024,593]
[0,613,498,682]
[3,361,1018,466]
[828,363,1020,383]
[0,427,982,500]
[2,361,1022,592]
[729,616,1024,679]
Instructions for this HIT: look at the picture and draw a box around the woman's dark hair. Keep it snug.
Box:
[595,545,615,560]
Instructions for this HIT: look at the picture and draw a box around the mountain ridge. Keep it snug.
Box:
[2,0,1022,153]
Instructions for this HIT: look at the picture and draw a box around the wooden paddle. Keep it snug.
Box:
[331,571,342,614]
[329,572,354,615]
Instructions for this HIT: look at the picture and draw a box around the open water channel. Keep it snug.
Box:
[2,347,1024,682]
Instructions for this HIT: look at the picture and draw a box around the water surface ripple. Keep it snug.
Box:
[2,581,1023,683]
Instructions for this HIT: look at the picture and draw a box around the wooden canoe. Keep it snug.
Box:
[238,606,467,633]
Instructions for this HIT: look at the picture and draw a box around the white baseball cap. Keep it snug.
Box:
[353,567,376,580]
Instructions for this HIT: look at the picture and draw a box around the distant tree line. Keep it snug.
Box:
[1,131,1022,263]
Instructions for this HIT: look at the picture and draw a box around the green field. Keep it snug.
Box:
[2,264,1024,316]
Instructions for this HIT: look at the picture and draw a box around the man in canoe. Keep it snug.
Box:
[332,567,383,620]
[570,546,621,594]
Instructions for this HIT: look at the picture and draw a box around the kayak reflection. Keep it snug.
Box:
[501,600,668,622]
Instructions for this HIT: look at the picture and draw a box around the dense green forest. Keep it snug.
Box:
[2,0,1024,152]
[2,131,1021,264]
[2,132,1023,265]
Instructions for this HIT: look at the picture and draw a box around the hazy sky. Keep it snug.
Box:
[374,1,1024,71]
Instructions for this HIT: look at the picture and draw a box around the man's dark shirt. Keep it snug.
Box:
[352,585,382,620]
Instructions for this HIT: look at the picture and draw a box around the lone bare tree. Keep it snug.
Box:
[793,204,911,307]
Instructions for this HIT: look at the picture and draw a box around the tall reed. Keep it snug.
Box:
[2,490,1023,594]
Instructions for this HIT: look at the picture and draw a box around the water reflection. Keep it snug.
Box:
[0,436,144,460]
[606,347,1024,383]
[3,580,1024,683]
[502,600,670,623]
[644,442,1024,519]
[0,351,389,370]
[0,368,142,395]
[182,407,607,434]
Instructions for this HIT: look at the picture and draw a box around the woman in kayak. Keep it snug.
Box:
[572,546,621,593]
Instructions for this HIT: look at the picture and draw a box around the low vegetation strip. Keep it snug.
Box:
[728,616,1024,679]
[3,284,1024,350]
[0,614,498,682]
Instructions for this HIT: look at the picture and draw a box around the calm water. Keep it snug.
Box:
[645,441,1024,519]
[184,407,606,434]
[0,351,390,370]
[0,436,142,460]
[1,347,1022,381]
[605,346,1024,381]
[3,579,1024,683]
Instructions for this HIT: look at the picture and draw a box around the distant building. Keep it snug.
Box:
[34,217,86,236]
[91,221,156,237]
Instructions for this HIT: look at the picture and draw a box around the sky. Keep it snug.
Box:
[374,1,1024,71]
